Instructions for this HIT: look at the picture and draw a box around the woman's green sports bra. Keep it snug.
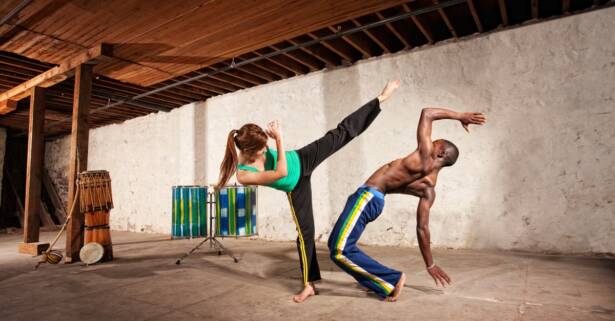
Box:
[237,148,301,192]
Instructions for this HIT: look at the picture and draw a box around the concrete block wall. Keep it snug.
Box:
[45,7,615,254]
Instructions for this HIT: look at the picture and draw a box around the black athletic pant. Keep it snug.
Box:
[287,98,382,285]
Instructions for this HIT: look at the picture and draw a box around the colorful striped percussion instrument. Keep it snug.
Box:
[215,186,257,237]
[172,186,207,239]
[79,170,114,262]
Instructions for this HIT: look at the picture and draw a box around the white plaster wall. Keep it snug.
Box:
[0,127,6,208]
[45,8,615,253]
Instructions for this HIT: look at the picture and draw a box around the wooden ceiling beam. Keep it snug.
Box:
[328,26,371,58]
[433,1,458,38]
[532,0,539,19]
[0,44,113,113]
[562,0,570,12]
[467,0,484,32]
[0,99,17,114]
[200,69,253,89]
[375,12,412,49]
[498,0,509,25]
[231,57,286,80]
[402,4,434,44]
[287,39,339,66]
[219,68,264,86]
[191,75,242,92]
[235,63,279,82]
[307,32,354,62]
[350,19,390,54]
[253,50,307,75]
[237,53,296,78]
[269,45,320,71]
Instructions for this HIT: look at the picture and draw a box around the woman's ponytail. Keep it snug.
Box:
[216,129,239,189]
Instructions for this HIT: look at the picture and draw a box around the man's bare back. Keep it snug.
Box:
[366,150,438,198]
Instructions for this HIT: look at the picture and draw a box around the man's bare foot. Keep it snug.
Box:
[293,283,316,303]
[384,273,406,302]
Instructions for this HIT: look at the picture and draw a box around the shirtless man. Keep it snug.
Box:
[327,107,486,302]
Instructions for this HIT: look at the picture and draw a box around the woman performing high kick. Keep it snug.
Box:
[216,80,400,303]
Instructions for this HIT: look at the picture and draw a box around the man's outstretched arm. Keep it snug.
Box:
[417,108,486,163]
[416,187,451,287]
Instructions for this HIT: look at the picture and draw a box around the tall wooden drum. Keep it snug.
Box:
[79,170,114,262]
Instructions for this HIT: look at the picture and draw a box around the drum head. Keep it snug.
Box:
[80,243,104,265]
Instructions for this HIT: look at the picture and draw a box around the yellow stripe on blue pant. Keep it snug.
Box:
[328,185,402,298]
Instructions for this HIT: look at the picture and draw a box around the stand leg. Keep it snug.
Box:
[212,237,240,263]
[175,237,211,265]
[174,189,240,264]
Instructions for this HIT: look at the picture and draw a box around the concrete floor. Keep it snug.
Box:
[0,230,614,321]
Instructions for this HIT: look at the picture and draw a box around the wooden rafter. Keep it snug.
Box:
[498,0,509,25]
[0,44,113,112]
[200,69,252,89]
[531,0,539,19]
[328,26,370,58]
[221,69,264,86]
[375,12,411,49]
[240,53,295,78]
[402,4,434,44]
[434,1,458,38]
[562,0,570,12]
[253,50,306,75]
[235,64,278,82]
[287,39,338,66]
[269,45,320,71]
[350,19,390,54]
[467,0,484,32]
[239,60,286,80]
[307,32,354,62]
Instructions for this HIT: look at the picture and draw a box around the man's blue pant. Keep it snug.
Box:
[328,185,402,298]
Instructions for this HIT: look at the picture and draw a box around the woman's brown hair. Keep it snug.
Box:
[216,124,268,189]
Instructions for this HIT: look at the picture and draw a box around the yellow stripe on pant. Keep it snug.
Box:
[287,192,309,285]
[333,191,395,295]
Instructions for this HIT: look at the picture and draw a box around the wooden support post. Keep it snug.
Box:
[19,86,48,255]
[65,64,92,263]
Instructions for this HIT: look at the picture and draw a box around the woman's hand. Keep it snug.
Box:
[265,120,282,141]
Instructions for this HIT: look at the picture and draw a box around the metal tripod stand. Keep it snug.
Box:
[175,191,239,265]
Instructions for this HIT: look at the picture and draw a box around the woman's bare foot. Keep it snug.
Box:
[384,273,406,302]
[293,283,316,303]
